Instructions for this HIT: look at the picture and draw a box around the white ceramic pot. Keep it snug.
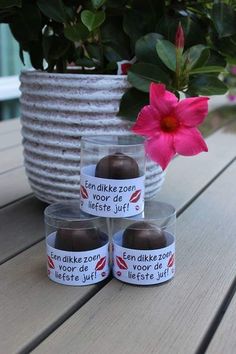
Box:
[20,70,165,203]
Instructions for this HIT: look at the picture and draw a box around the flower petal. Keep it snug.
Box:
[175,97,209,127]
[174,127,208,156]
[145,134,175,170]
[132,105,161,137]
[150,83,178,116]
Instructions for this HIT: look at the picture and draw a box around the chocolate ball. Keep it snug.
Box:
[95,153,139,179]
[55,224,107,251]
[122,221,167,250]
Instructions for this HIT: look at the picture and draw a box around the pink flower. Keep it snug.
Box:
[175,23,185,50]
[228,94,236,101]
[230,66,236,75]
[132,83,209,170]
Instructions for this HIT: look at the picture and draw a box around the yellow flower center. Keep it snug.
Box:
[160,115,179,133]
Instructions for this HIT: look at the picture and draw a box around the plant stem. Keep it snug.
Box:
[97,28,104,73]
[175,49,181,91]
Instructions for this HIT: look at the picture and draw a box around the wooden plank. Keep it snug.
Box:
[0,118,20,134]
[0,123,235,353]
[0,167,31,207]
[0,242,103,354]
[206,292,236,354]
[0,130,21,150]
[0,120,235,209]
[33,161,236,354]
[0,145,23,174]
[0,121,235,212]
[1,122,235,259]
[0,196,46,264]
[157,121,236,210]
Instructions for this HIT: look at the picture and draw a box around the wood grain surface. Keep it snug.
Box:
[0,120,235,353]
[0,196,46,264]
[206,289,236,354]
[158,121,236,210]
[0,167,31,207]
[0,242,103,354]
[0,130,21,150]
[0,118,20,134]
[33,161,236,354]
[0,145,23,174]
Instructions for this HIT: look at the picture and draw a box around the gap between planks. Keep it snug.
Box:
[32,161,236,354]
[0,159,235,353]
[205,279,236,354]
[1,122,236,266]
[0,121,236,352]
[0,118,20,135]
[198,276,236,354]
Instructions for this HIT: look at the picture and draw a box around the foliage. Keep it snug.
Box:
[0,0,235,119]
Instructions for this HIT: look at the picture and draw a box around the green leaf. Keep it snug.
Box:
[64,23,89,42]
[135,33,163,64]
[43,35,71,60]
[0,0,21,8]
[91,0,106,10]
[123,9,150,45]
[103,45,123,62]
[9,2,41,43]
[128,63,170,93]
[101,17,131,60]
[37,0,68,23]
[189,66,226,75]
[118,88,149,121]
[19,45,25,65]
[76,57,96,68]
[189,75,228,96]
[156,40,176,72]
[212,3,236,38]
[206,50,226,67]
[106,0,126,8]
[86,43,101,61]
[212,34,236,59]
[28,40,44,70]
[184,45,209,70]
[81,10,105,32]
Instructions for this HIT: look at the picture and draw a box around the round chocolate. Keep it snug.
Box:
[55,224,106,251]
[122,221,167,250]
[95,153,139,179]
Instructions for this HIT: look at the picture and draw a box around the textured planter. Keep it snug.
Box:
[20,70,165,204]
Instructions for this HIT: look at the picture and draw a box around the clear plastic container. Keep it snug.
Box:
[80,136,146,218]
[112,201,176,286]
[45,201,110,286]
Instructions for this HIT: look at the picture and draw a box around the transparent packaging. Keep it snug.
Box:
[80,136,146,218]
[44,201,110,286]
[112,201,176,286]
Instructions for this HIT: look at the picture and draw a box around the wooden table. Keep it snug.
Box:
[0,118,236,354]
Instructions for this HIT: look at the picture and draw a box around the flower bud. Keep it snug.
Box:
[175,23,185,50]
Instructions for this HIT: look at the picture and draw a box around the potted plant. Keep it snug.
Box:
[0,0,235,203]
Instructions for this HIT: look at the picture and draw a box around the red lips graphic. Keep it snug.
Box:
[95,257,106,271]
[116,256,128,270]
[80,185,88,199]
[47,256,55,269]
[167,254,175,268]
[129,190,141,203]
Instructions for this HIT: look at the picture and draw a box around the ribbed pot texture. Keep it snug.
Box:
[20,70,165,203]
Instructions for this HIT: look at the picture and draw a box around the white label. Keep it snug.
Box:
[80,165,145,218]
[112,231,175,285]
[46,233,110,286]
